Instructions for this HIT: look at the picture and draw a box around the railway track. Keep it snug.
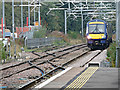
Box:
[0,43,104,89]
[0,45,70,79]
[18,49,104,90]
[21,51,104,90]
[0,44,88,88]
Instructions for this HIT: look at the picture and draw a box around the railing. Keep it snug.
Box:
[26,37,62,49]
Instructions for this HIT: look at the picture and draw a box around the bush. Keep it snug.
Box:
[107,42,116,67]
[0,41,6,60]
[48,31,69,42]
[33,26,47,38]
[2,48,6,60]
[68,31,80,39]
[0,41,2,60]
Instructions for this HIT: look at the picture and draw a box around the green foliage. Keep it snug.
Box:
[0,41,6,60]
[2,48,6,60]
[33,27,47,38]
[3,2,30,31]
[0,2,2,22]
[0,41,2,60]
[107,42,116,67]
[68,18,82,32]
[68,31,80,39]
[40,2,64,32]
[3,2,84,33]
[3,2,116,36]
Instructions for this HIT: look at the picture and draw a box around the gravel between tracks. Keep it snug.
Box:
[0,44,88,88]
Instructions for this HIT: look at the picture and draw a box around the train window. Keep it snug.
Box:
[89,24,105,34]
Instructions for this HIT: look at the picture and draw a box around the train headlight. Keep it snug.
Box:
[87,35,92,39]
[102,35,106,39]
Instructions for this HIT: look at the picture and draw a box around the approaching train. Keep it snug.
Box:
[86,19,112,50]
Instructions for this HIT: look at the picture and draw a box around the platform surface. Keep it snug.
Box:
[82,68,118,89]
[38,67,119,90]
[42,67,85,88]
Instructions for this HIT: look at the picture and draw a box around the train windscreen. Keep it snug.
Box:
[89,24,105,34]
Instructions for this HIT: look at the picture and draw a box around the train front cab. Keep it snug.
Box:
[86,20,109,50]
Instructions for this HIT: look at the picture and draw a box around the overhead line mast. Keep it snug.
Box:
[47,0,116,36]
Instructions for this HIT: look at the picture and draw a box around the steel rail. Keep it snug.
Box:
[19,49,104,90]
[80,50,103,67]
[0,44,84,71]
[0,44,86,80]
[18,45,89,89]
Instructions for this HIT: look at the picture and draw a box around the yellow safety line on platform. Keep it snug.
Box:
[65,67,98,90]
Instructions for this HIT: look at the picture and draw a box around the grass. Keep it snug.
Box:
[10,41,21,57]
[53,40,67,46]
[24,47,42,52]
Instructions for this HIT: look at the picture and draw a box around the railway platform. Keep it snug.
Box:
[35,67,119,90]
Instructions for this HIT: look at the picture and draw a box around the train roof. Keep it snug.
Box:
[87,19,107,24]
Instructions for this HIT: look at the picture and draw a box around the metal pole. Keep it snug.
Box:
[65,10,67,35]
[0,2,1,21]
[68,2,70,10]
[38,1,41,26]
[8,43,11,58]
[34,2,35,26]
[116,1,118,67]
[12,0,15,42]
[21,0,23,34]
[28,0,30,31]
[12,0,16,58]
[81,3,84,37]
[81,14,84,37]
[116,1,120,67]
[2,0,5,38]
[86,0,87,4]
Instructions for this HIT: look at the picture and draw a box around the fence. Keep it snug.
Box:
[26,37,62,49]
